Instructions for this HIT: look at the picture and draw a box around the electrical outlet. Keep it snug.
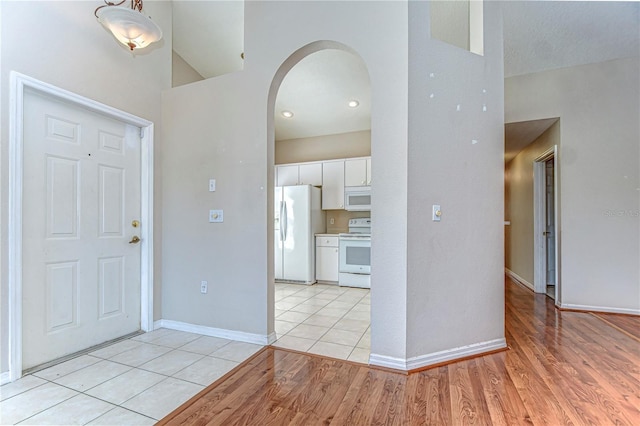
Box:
[200,281,208,294]
[330,217,335,225]
[209,210,223,223]
[432,204,442,222]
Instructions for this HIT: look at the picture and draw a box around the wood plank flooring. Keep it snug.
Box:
[158,278,640,425]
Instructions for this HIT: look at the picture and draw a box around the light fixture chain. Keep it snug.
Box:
[132,0,143,13]
[94,0,127,18]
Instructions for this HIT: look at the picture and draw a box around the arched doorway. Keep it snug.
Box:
[266,41,372,362]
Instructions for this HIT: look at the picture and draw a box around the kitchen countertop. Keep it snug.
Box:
[315,233,339,237]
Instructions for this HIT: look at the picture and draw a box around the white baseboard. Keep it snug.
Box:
[505,268,534,291]
[1,371,10,385]
[560,303,640,316]
[368,353,409,370]
[153,319,276,345]
[369,338,507,371]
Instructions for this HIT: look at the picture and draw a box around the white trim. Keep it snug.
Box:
[560,304,640,316]
[369,338,507,371]
[155,319,277,346]
[7,72,154,382]
[505,268,534,291]
[1,372,11,386]
[368,353,408,370]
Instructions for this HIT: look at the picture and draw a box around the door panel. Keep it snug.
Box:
[22,89,141,369]
[46,261,77,332]
[46,157,79,238]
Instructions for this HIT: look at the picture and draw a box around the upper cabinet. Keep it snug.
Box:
[276,165,299,186]
[276,162,322,187]
[276,156,370,210]
[345,157,371,186]
[299,163,323,186]
[321,160,345,210]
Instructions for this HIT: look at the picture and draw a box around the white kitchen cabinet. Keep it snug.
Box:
[276,163,322,186]
[316,235,339,282]
[298,162,322,186]
[322,160,345,210]
[345,157,371,186]
[276,165,299,186]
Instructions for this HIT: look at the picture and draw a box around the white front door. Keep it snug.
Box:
[22,89,142,369]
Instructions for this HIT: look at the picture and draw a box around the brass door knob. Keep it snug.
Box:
[129,236,141,244]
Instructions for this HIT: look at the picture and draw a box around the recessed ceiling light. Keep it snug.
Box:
[281,110,294,118]
[348,100,359,108]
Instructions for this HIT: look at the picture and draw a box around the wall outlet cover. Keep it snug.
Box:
[209,210,223,223]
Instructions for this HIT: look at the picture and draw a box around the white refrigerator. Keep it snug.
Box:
[275,185,325,284]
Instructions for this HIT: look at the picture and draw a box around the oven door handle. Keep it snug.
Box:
[339,237,371,242]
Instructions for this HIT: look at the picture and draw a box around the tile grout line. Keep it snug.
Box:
[4,334,248,425]
[273,283,370,360]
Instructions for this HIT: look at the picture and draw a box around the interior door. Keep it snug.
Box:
[22,89,142,369]
[545,159,556,286]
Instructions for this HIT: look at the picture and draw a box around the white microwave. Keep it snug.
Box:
[344,186,371,211]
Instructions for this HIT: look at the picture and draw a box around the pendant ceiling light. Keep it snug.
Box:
[95,0,162,51]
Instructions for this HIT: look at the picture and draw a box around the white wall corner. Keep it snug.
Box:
[154,319,273,346]
[505,268,534,291]
[560,304,640,316]
[406,338,507,371]
[1,371,11,385]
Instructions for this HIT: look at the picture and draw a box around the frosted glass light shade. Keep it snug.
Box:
[96,6,162,51]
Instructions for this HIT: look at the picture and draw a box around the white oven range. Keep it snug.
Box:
[338,218,371,288]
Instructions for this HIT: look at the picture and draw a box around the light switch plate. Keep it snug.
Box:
[209,179,216,192]
[209,209,223,223]
[432,205,441,222]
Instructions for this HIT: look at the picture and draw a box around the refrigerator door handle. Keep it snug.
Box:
[282,201,288,241]
[279,201,285,241]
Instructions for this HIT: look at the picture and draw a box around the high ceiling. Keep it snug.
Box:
[172,1,640,150]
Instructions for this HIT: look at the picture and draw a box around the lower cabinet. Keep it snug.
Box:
[316,235,339,283]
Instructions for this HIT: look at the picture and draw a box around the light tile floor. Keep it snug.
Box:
[272,283,371,363]
[0,284,370,425]
[0,329,262,425]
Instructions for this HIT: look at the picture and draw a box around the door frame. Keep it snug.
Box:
[7,72,155,382]
[533,145,559,303]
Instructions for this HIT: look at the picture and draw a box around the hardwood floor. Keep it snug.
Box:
[158,278,640,425]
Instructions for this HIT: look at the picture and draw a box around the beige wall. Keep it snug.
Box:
[162,0,505,368]
[405,0,505,360]
[505,122,560,285]
[0,1,172,376]
[161,1,411,357]
[506,57,639,314]
[172,50,204,87]
[275,130,370,164]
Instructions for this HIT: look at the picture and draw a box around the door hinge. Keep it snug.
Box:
[139,128,145,138]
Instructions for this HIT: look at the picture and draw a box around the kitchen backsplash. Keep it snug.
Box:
[325,210,370,234]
